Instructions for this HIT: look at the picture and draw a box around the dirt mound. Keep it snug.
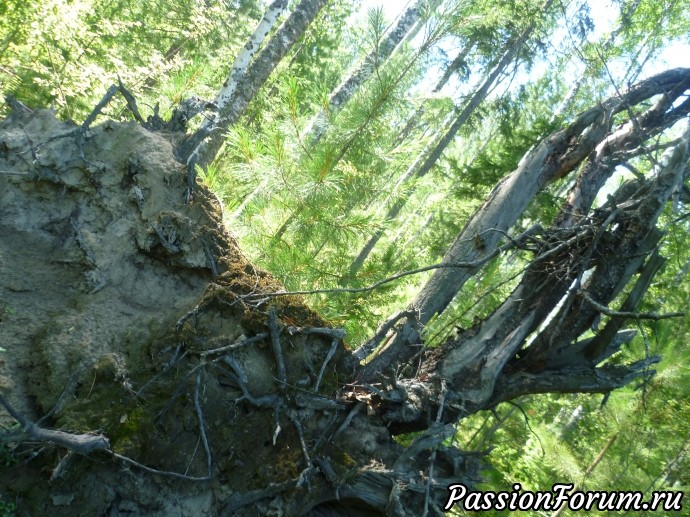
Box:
[0,109,348,515]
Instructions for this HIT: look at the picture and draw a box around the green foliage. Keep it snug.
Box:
[0,496,16,517]
[3,0,690,507]
[0,0,262,120]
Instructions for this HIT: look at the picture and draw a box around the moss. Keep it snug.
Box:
[326,449,360,484]
[273,447,302,480]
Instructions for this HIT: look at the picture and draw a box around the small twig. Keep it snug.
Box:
[295,465,315,490]
[314,339,339,392]
[37,375,78,425]
[82,84,119,130]
[155,366,200,421]
[331,402,366,441]
[185,435,202,476]
[194,370,213,479]
[286,327,346,340]
[176,307,199,330]
[111,451,211,481]
[422,381,448,517]
[579,290,684,320]
[200,237,220,277]
[151,223,181,254]
[222,357,282,408]
[268,307,287,387]
[136,349,188,397]
[200,332,268,357]
[273,406,282,446]
[353,309,416,360]
[240,226,544,301]
[289,413,311,466]
[117,75,145,124]
[50,451,75,481]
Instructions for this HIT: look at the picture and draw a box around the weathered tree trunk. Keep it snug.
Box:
[356,67,690,381]
[1,67,689,516]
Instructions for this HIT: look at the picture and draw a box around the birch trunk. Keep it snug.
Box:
[179,0,329,171]
[198,0,289,135]
[303,0,426,143]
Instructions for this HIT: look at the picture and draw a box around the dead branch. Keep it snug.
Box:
[199,332,268,357]
[238,225,543,301]
[194,370,213,479]
[1,392,211,482]
[422,380,448,517]
[0,393,109,455]
[222,356,283,408]
[314,338,339,392]
[579,289,684,320]
[288,412,311,466]
[331,401,366,441]
[111,451,211,482]
[353,309,417,361]
[286,326,346,340]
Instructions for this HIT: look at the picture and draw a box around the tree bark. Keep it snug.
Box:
[179,0,329,171]
[303,0,425,143]
[358,67,690,383]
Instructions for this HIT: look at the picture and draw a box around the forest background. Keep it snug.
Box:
[1,0,690,514]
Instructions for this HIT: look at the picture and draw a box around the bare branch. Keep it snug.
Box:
[314,339,340,392]
[579,289,684,321]
[0,393,109,455]
[194,370,213,479]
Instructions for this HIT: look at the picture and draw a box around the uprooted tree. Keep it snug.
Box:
[1,1,690,514]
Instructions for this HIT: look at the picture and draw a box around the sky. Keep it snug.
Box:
[356,0,689,78]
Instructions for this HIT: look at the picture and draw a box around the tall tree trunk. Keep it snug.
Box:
[179,0,329,174]
[346,8,547,279]
[389,38,475,150]
[303,0,426,143]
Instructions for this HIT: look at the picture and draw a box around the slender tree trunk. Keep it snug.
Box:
[390,39,476,150]
[346,9,547,279]
[179,0,329,170]
[303,0,426,143]
[551,433,618,517]
[380,125,499,259]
